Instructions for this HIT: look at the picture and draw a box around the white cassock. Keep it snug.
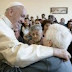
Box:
[0,15,53,67]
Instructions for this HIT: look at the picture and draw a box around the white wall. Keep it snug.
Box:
[0,0,72,23]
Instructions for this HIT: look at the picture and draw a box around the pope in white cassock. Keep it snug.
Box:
[0,2,71,72]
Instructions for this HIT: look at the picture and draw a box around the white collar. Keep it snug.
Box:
[1,15,13,29]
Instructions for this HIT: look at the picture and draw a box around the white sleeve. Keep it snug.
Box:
[0,33,53,68]
[16,44,53,67]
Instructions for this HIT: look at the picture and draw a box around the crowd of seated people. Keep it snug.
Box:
[14,14,72,64]
[14,21,72,72]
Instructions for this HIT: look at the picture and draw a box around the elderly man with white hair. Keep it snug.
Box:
[0,2,71,72]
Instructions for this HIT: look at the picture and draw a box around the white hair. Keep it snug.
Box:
[45,23,72,49]
[30,24,42,32]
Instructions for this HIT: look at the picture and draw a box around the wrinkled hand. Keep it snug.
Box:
[53,48,71,61]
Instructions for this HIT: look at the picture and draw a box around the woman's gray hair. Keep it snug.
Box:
[45,23,72,49]
[30,24,42,32]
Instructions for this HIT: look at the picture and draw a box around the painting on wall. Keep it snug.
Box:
[50,7,68,14]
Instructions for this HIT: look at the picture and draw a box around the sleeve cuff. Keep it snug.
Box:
[36,45,53,59]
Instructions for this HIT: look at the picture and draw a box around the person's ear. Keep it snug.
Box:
[8,8,14,16]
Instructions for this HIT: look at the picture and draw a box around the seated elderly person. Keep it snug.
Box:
[21,24,72,72]
[28,24,43,45]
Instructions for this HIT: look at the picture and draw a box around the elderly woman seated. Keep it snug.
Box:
[23,24,72,72]
[28,24,43,45]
